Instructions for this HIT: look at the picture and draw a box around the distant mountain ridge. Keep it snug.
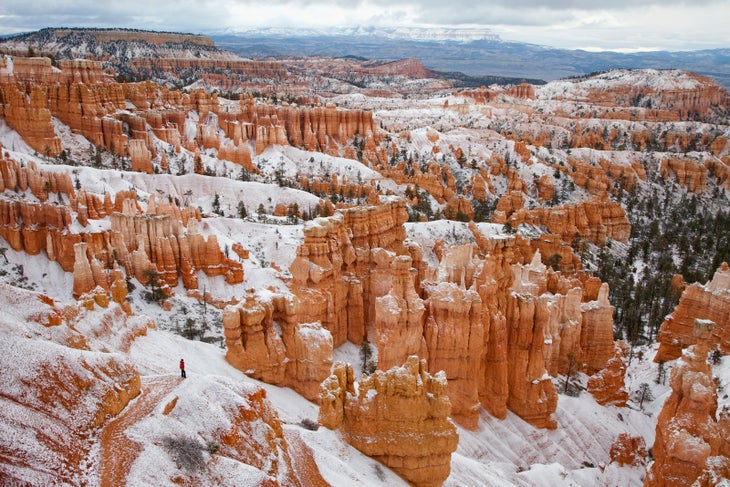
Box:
[2,27,728,91]
[210,32,730,90]
[0,27,546,89]
[215,26,502,43]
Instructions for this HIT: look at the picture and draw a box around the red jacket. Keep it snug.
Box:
[179,360,185,370]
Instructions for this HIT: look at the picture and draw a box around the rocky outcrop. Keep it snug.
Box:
[0,79,62,156]
[0,156,75,202]
[422,244,484,428]
[318,357,458,487]
[288,204,617,431]
[610,433,647,466]
[467,241,616,428]
[223,293,333,401]
[1,55,378,178]
[214,384,328,487]
[0,158,240,302]
[580,283,616,374]
[660,157,707,193]
[507,83,536,100]
[549,69,728,121]
[587,345,629,406]
[494,196,631,245]
[506,283,559,429]
[646,320,730,487]
[423,280,483,428]
[289,199,411,347]
[655,262,730,362]
[374,254,427,370]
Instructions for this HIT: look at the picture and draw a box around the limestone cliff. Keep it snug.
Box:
[494,196,630,245]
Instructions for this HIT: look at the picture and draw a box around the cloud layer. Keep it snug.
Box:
[0,0,727,51]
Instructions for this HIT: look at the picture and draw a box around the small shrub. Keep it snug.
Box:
[162,436,205,472]
[299,418,319,431]
[206,440,220,455]
[373,463,386,481]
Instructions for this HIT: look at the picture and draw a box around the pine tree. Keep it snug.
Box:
[636,382,654,409]
[360,337,376,375]
[237,201,247,219]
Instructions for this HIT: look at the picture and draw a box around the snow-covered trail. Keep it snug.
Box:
[100,374,180,487]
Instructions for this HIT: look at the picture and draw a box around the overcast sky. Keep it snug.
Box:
[0,0,727,52]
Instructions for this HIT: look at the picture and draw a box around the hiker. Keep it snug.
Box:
[180,358,186,378]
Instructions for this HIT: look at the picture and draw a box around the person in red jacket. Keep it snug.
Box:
[180,358,186,378]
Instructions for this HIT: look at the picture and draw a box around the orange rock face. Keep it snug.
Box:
[646,320,729,487]
[319,357,458,487]
[551,70,728,121]
[287,202,617,431]
[655,262,730,362]
[505,287,559,429]
[423,279,483,428]
[0,154,241,304]
[216,384,328,486]
[223,293,333,401]
[0,76,62,156]
[660,157,707,193]
[610,433,647,466]
[496,197,630,245]
[289,199,411,347]
[1,54,378,182]
[507,83,536,100]
[374,254,427,370]
[587,345,629,406]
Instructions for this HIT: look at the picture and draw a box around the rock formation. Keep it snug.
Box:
[610,433,647,466]
[0,68,62,156]
[318,357,459,487]
[374,254,427,370]
[0,158,243,301]
[549,69,728,121]
[289,198,411,348]
[655,262,730,362]
[505,281,559,429]
[646,319,730,486]
[660,157,707,193]
[223,293,333,401]
[1,54,379,182]
[587,345,629,406]
[423,279,483,428]
[494,196,630,245]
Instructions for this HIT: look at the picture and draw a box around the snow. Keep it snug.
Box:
[1,66,730,486]
[0,119,34,154]
[536,69,703,101]
[1,195,727,487]
[716,355,730,419]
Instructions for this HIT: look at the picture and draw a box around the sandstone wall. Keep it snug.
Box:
[656,262,730,362]
[319,357,458,487]
[646,320,730,486]
[223,293,333,401]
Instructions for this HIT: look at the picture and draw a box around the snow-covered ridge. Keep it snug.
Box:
[537,69,707,100]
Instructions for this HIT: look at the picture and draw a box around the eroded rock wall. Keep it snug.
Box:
[318,357,458,487]
[656,263,730,362]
